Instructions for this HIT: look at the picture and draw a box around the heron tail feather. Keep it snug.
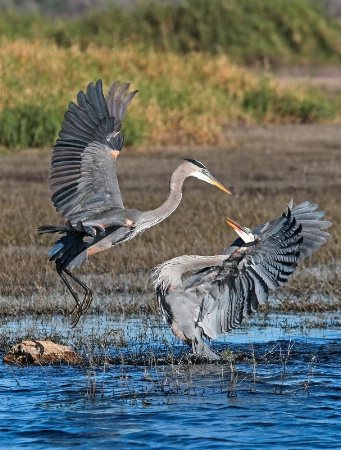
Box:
[38,224,88,270]
[38,224,68,235]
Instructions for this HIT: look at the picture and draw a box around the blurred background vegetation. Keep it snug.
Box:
[0,0,341,150]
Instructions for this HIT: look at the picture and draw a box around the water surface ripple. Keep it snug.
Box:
[1,312,340,449]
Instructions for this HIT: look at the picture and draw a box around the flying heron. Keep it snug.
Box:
[38,80,231,326]
[153,200,331,360]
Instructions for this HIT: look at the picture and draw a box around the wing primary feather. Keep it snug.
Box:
[48,80,138,218]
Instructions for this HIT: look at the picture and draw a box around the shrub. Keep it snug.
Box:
[0,41,338,149]
[1,0,341,65]
[0,105,61,149]
[241,79,336,122]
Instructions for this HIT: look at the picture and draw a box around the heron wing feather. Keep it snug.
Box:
[49,80,138,220]
[251,201,331,260]
[193,207,303,338]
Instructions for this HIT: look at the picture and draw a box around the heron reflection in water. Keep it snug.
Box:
[153,201,331,360]
[39,80,231,326]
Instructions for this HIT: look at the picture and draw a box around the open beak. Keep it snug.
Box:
[206,174,232,194]
[225,218,244,233]
[225,218,255,243]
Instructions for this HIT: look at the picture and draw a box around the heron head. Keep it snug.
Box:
[225,218,256,243]
[183,159,231,194]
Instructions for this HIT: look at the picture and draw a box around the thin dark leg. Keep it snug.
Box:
[57,269,81,307]
[57,268,93,327]
[63,268,93,316]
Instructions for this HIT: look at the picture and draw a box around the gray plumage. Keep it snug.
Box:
[39,80,230,326]
[49,80,135,217]
[152,201,331,361]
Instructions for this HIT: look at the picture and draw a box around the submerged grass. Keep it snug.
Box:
[0,312,339,402]
[0,39,338,150]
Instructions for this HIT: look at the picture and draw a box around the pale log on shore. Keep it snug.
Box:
[3,340,83,365]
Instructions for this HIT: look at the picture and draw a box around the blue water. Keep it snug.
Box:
[1,313,340,449]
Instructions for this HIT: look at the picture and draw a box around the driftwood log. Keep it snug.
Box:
[3,340,83,365]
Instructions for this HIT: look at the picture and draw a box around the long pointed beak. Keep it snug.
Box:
[225,218,244,233]
[207,175,232,194]
[225,218,255,243]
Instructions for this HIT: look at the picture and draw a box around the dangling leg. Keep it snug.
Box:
[57,268,93,327]
[62,268,93,315]
[192,327,220,361]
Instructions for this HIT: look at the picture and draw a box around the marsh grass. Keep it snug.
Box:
[0,124,339,317]
[0,40,338,150]
[1,313,335,401]
[0,126,341,314]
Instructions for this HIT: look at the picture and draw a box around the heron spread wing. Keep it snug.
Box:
[187,207,303,339]
[250,200,331,260]
[48,80,137,222]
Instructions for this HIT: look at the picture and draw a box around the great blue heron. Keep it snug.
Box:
[153,200,331,360]
[38,80,231,326]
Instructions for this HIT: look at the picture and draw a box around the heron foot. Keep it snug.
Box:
[192,334,220,361]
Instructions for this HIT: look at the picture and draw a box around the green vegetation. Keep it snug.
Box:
[0,40,337,150]
[241,78,336,122]
[0,0,340,149]
[1,0,341,65]
[0,105,60,149]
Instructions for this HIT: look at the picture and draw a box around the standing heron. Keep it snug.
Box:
[153,200,331,360]
[39,80,231,326]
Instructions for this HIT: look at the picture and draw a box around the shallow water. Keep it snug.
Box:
[1,312,340,449]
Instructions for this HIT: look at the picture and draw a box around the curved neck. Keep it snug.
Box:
[153,254,227,290]
[135,164,188,232]
[173,255,227,281]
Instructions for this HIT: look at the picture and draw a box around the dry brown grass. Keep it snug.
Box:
[0,123,340,315]
[0,39,337,150]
